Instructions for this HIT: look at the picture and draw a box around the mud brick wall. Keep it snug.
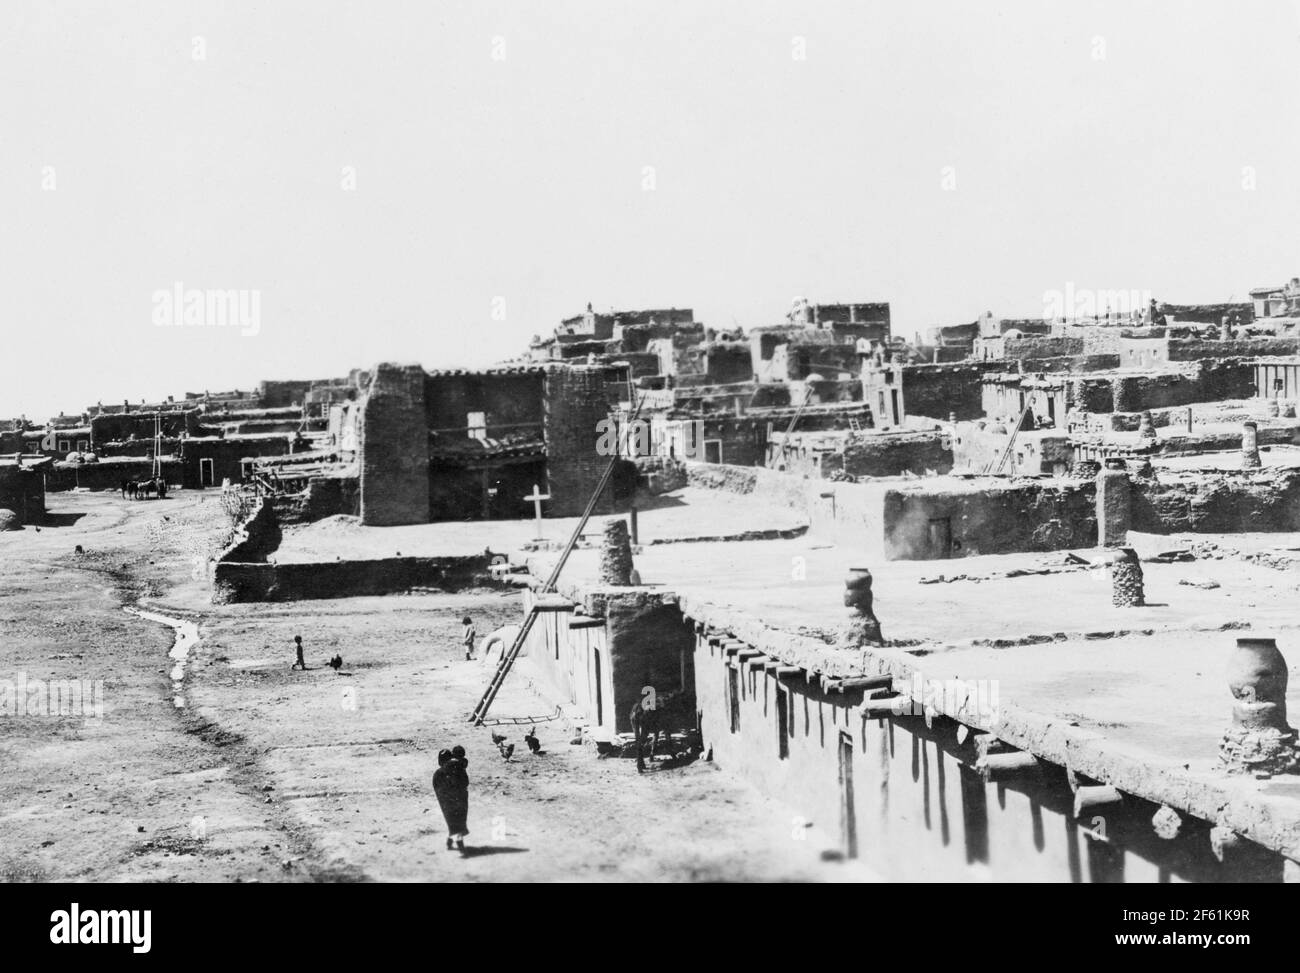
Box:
[1166,338,1299,361]
[45,458,183,491]
[902,364,984,420]
[213,554,490,602]
[270,475,360,525]
[882,481,1096,559]
[1196,360,1257,402]
[543,365,615,517]
[828,431,953,478]
[0,465,45,524]
[360,363,429,526]
[604,591,696,733]
[1003,336,1085,359]
[257,379,313,408]
[1130,471,1300,533]
[704,343,754,384]
[215,497,282,563]
[424,371,545,432]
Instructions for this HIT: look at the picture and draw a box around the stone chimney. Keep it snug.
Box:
[599,519,634,586]
[842,567,884,645]
[1095,465,1130,547]
[1137,410,1157,440]
[1109,548,1144,607]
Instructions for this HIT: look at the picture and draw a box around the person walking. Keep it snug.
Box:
[291,635,306,670]
[432,747,470,851]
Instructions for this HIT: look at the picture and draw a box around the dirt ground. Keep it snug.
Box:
[0,491,872,882]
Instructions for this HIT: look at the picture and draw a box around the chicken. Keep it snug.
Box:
[524,726,541,755]
[498,741,515,761]
[491,731,507,747]
[327,654,343,671]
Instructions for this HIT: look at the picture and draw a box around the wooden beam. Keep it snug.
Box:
[835,675,893,693]
[975,751,1041,783]
[1073,785,1123,819]
[862,695,910,718]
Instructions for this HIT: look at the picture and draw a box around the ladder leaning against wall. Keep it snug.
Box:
[469,387,645,725]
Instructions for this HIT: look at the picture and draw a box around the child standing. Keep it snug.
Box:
[461,616,477,661]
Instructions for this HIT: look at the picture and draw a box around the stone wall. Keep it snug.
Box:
[543,365,615,517]
[359,363,429,526]
[1131,471,1300,533]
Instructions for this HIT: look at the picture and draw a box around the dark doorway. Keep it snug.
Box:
[777,686,790,760]
[927,517,953,559]
[728,666,740,733]
[838,731,858,858]
[593,650,603,727]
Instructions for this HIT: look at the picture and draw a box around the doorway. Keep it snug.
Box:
[927,517,953,559]
[199,458,214,487]
[838,731,858,858]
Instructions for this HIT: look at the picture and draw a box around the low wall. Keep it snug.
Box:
[1131,470,1300,533]
[215,497,281,563]
[213,554,490,602]
[882,480,1095,559]
[270,475,360,525]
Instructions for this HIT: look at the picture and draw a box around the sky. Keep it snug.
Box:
[2,0,1299,418]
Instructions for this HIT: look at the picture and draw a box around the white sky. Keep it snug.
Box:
[2,0,1299,418]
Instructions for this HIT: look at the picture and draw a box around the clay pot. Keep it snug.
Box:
[1227,637,1288,729]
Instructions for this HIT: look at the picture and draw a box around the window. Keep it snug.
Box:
[76,440,87,453]
[57,440,69,453]
[467,412,486,441]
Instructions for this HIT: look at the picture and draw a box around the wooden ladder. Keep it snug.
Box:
[469,393,644,725]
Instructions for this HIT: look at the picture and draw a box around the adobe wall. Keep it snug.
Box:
[689,625,1270,881]
[542,365,614,517]
[1131,471,1300,533]
[424,371,545,432]
[790,430,953,478]
[0,466,45,524]
[882,481,1095,559]
[214,497,282,563]
[213,554,490,603]
[903,363,985,420]
[1167,338,1299,361]
[270,475,360,525]
[359,363,429,526]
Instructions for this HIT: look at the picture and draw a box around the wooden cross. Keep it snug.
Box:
[524,483,550,540]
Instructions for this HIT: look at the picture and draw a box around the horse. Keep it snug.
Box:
[629,688,688,773]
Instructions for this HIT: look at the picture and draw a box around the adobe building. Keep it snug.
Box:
[0,455,50,525]
[358,361,621,526]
